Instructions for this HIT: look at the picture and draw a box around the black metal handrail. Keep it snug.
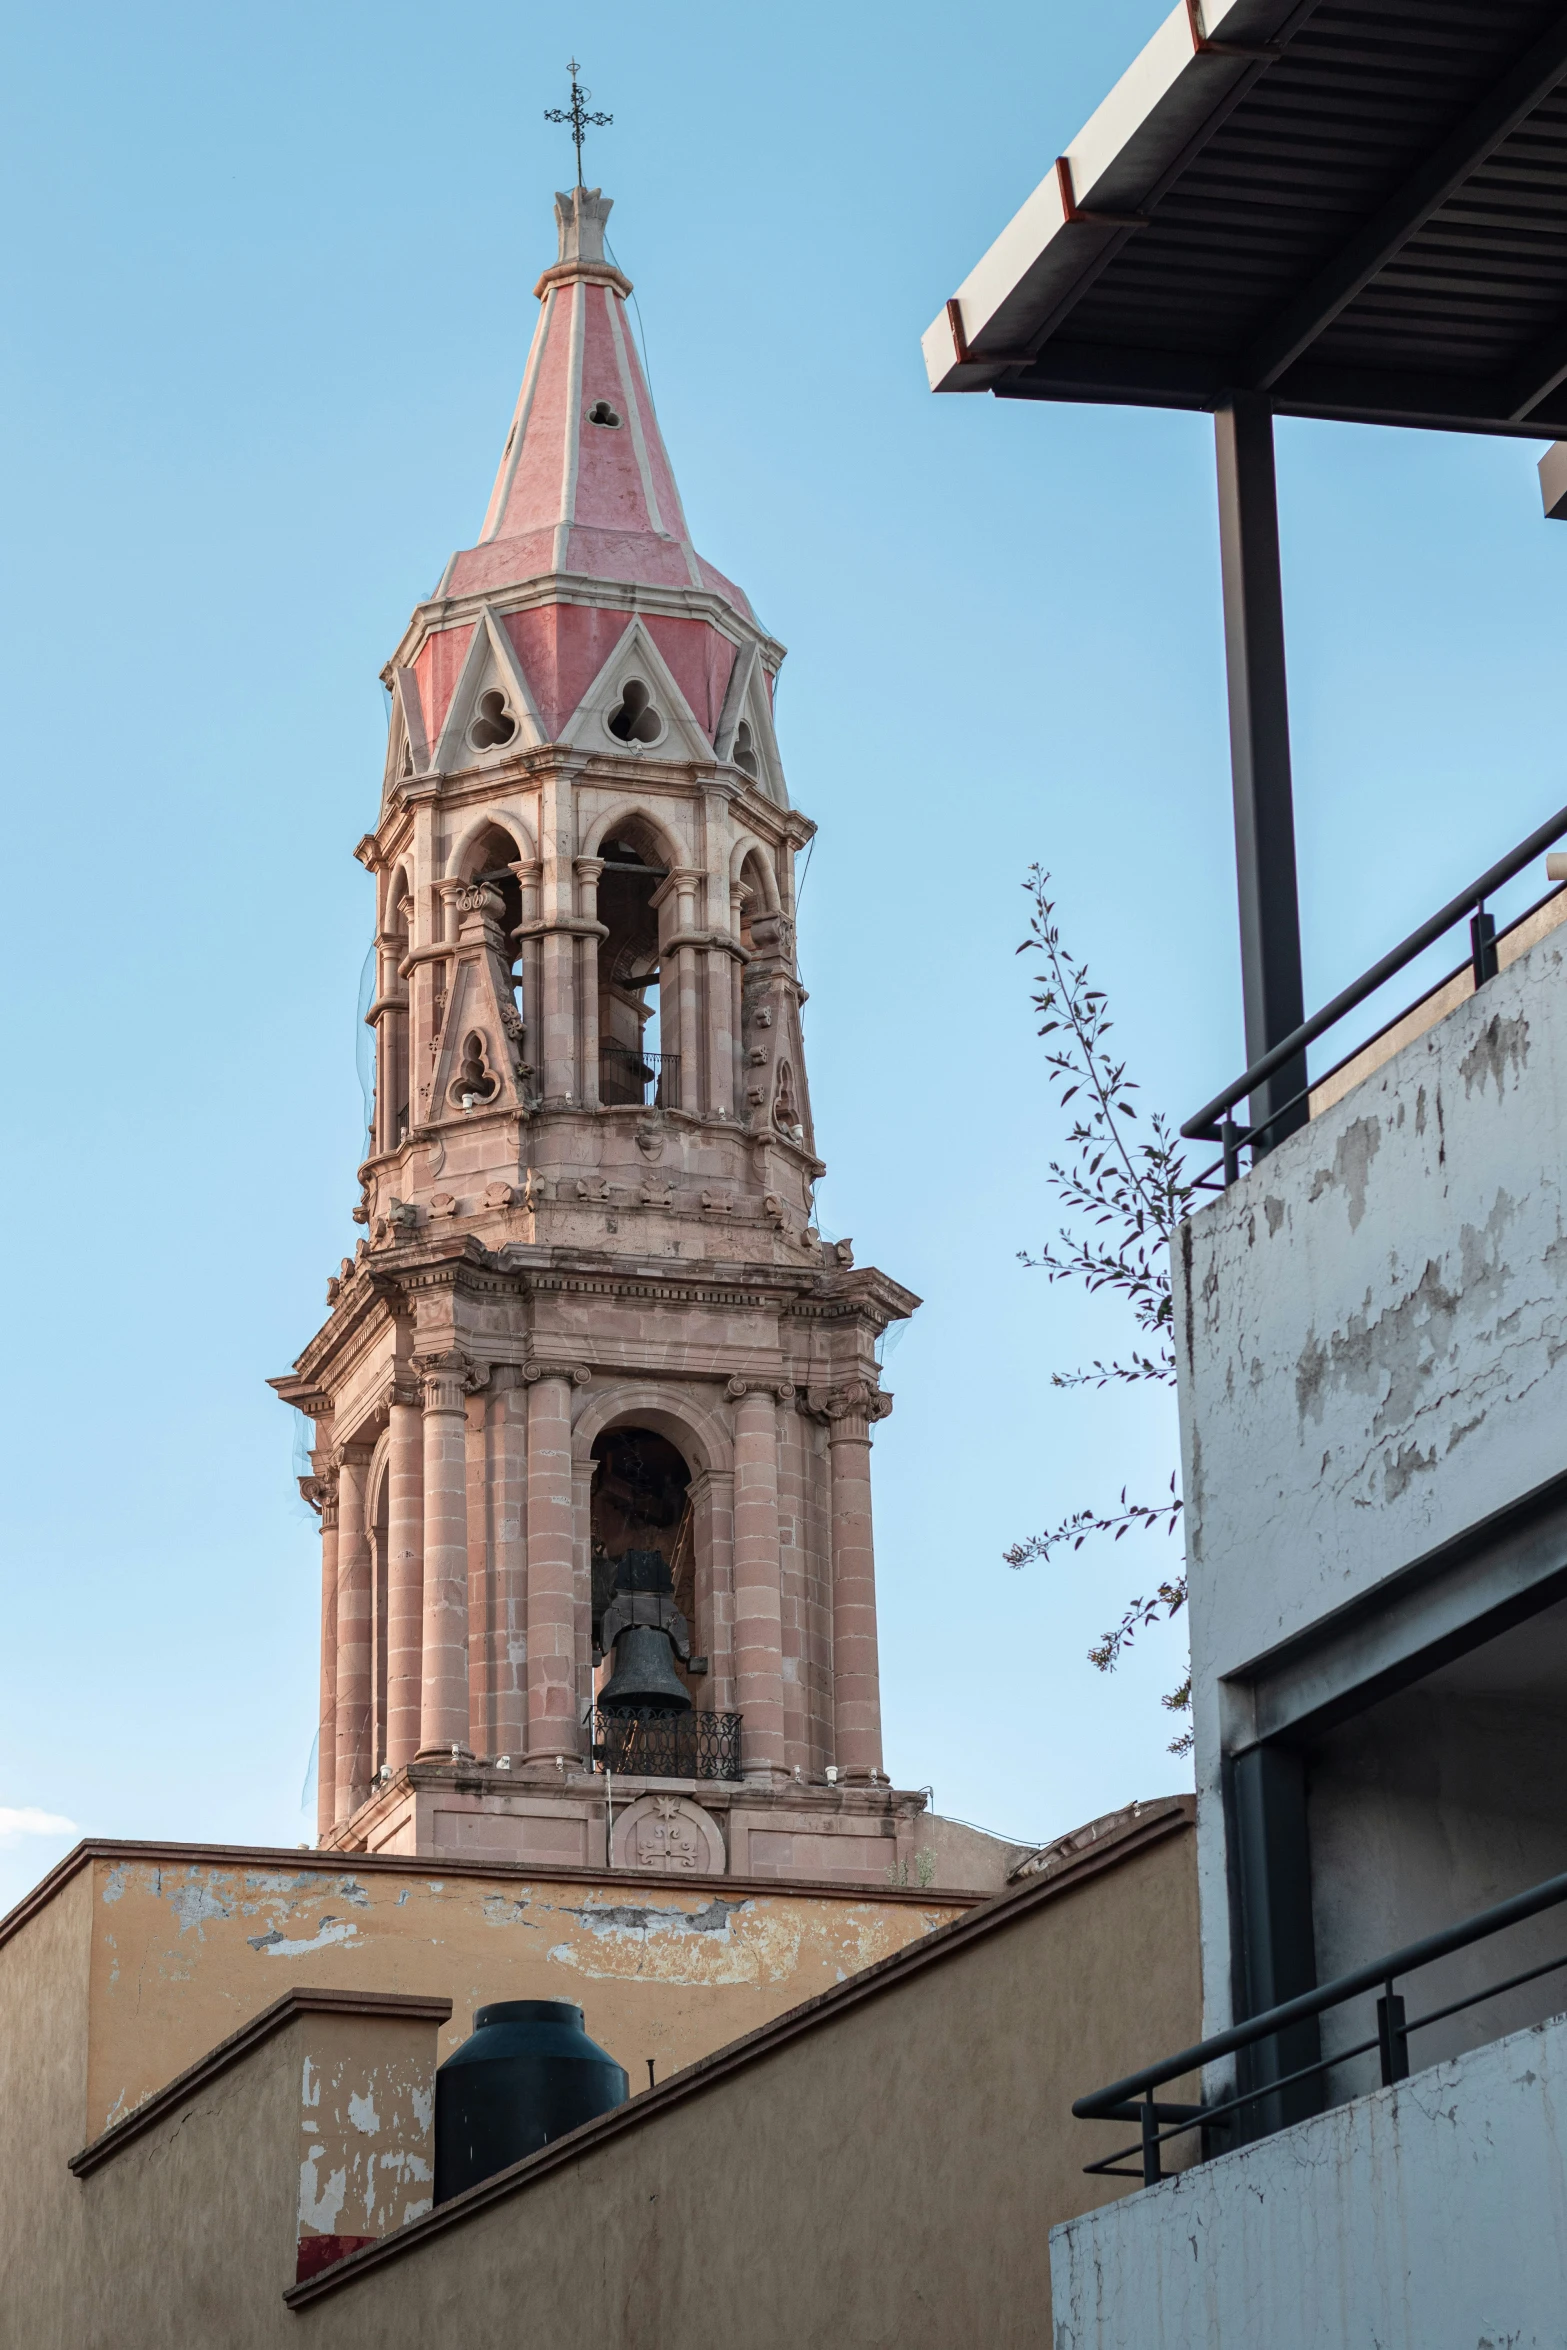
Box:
[1074,1862,1567,2186]
[599,1042,680,1111]
[1182,805,1567,1176]
[587,1707,742,1782]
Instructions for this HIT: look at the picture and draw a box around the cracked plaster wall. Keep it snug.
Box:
[1049,2005,1567,2350]
[82,1853,960,2140]
[1173,931,1567,2032]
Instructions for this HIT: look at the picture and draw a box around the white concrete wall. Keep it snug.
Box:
[1173,928,1567,2024]
[1050,2008,1567,2349]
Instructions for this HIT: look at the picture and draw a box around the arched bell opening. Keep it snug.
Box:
[735,846,779,946]
[589,1425,701,1716]
[596,824,676,1111]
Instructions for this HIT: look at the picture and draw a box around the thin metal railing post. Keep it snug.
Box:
[1376,1981,1410,2085]
[1140,2097,1162,2186]
[1470,903,1499,986]
[1221,1119,1243,1187]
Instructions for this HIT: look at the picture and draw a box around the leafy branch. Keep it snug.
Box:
[1009,868,1195,1752]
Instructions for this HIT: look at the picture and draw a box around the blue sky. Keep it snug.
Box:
[4,0,1565,1912]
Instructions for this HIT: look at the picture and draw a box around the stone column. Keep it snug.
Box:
[731,1383,787,1783]
[314,1474,340,1844]
[465,1389,492,1760]
[730,883,748,1117]
[828,1382,885,1782]
[334,1444,374,1824]
[575,857,604,1107]
[706,942,736,1118]
[654,869,701,1117]
[526,1368,583,1766]
[492,1374,529,1759]
[510,859,543,1099]
[418,1356,472,1759]
[385,1383,424,1769]
[690,1466,735,1715]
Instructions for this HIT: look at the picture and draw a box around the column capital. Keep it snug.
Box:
[522,1360,592,1387]
[416,1351,473,1412]
[301,1472,340,1527]
[807,1377,891,1431]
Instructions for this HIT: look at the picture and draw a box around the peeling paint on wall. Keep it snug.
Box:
[83,1856,963,2135]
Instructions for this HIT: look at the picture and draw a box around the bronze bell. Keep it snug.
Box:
[598,1625,692,1716]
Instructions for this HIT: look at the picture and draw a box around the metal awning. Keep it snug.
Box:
[925,0,1567,438]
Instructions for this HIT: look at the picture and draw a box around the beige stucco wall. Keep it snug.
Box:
[286,1815,1199,2350]
[0,1865,93,2343]
[76,1846,963,2140]
[70,2004,446,2349]
[3,1810,1196,2347]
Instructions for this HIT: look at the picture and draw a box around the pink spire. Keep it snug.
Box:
[440,189,752,621]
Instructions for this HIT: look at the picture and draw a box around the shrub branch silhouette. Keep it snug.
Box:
[1006,866,1194,1754]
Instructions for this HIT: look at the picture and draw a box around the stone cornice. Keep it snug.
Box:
[279,1238,919,1405]
[532,257,634,299]
[380,573,786,685]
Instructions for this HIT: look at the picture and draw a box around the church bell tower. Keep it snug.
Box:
[273,185,923,1881]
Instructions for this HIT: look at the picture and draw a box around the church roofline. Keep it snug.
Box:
[380,573,787,691]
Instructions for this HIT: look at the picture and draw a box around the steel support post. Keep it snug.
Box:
[1215,393,1308,1153]
[1228,1742,1323,2139]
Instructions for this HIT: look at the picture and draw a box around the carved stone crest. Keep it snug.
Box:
[611,1794,725,1875]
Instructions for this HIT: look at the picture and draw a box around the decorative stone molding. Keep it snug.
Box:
[429,1192,459,1218]
[611,1794,725,1875]
[299,1473,338,1524]
[726,1375,796,1404]
[482,1181,515,1210]
[417,1353,470,1413]
[522,1361,592,1387]
[804,1378,893,1429]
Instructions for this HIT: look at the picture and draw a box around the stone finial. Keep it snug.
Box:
[554,185,613,267]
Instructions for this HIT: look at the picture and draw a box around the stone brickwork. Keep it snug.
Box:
[273,185,920,1864]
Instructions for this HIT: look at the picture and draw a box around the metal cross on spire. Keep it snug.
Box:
[544,60,612,190]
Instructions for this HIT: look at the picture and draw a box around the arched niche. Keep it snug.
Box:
[572,1385,737,1714]
[730,836,781,913]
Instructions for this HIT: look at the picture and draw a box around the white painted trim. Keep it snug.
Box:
[605,286,666,538]
[392,668,430,776]
[558,614,715,764]
[552,284,584,574]
[714,642,787,805]
[479,607,545,744]
[479,289,556,545]
[430,605,546,773]
[922,0,1257,389]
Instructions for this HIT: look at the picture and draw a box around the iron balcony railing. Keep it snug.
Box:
[1073,1862,1567,2187]
[1184,804,1567,1188]
[599,1042,680,1111]
[587,1707,742,1783]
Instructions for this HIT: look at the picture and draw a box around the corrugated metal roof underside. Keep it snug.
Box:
[1001,0,1567,433]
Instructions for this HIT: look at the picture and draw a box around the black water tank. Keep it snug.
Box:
[434,1999,628,2202]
